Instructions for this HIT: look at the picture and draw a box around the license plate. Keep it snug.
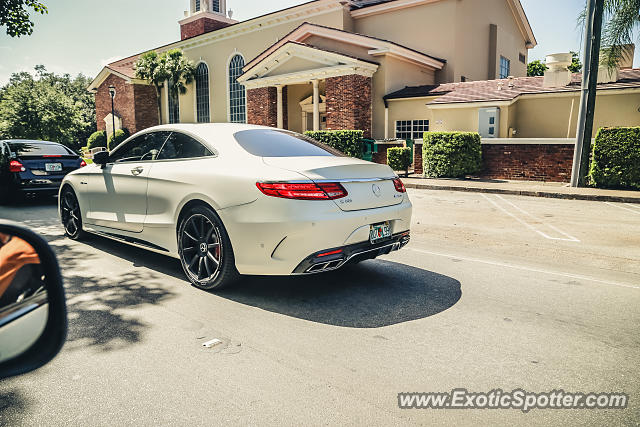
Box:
[45,163,62,172]
[370,221,391,244]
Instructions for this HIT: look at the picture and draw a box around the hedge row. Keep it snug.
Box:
[590,127,640,190]
[108,128,130,151]
[422,132,482,178]
[304,130,364,159]
[87,130,107,150]
[387,147,411,176]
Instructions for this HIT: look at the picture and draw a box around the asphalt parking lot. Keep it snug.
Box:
[0,189,638,426]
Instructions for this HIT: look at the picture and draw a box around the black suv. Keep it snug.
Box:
[0,140,85,202]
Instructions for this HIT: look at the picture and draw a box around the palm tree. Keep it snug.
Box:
[585,0,638,69]
[134,49,195,124]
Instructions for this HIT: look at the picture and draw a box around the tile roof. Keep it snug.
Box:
[384,68,640,104]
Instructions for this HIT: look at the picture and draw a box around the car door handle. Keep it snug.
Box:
[131,167,144,176]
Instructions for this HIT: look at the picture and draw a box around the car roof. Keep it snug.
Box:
[3,139,64,146]
[126,123,284,156]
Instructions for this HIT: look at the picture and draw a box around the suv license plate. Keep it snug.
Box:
[370,221,391,244]
[45,163,62,172]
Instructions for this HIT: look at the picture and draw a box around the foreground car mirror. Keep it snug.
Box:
[0,221,67,380]
[93,150,109,166]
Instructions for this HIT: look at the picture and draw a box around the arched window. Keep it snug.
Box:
[228,54,246,124]
[195,63,210,123]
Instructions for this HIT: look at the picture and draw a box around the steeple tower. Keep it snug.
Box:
[179,0,236,40]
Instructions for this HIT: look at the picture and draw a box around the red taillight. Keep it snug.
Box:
[256,182,348,200]
[80,160,87,167]
[393,178,406,193]
[9,160,25,173]
[43,155,62,158]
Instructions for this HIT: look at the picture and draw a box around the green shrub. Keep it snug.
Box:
[304,130,364,159]
[108,128,130,151]
[87,130,107,150]
[387,147,412,176]
[590,127,640,190]
[422,132,482,178]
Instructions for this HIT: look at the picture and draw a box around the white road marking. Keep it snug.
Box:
[605,202,640,215]
[495,195,581,242]
[481,194,580,242]
[408,247,640,290]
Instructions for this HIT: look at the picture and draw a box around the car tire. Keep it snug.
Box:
[178,205,239,290]
[60,187,87,240]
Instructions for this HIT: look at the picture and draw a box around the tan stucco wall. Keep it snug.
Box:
[388,90,640,139]
[170,6,346,123]
[387,97,435,138]
[353,0,528,83]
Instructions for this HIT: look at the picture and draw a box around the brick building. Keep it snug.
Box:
[87,0,640,182]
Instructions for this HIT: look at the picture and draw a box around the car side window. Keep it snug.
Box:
[157,132,213,160]
[110,132,171,163]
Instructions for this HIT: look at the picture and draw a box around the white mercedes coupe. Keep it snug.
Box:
[59,124,412,289]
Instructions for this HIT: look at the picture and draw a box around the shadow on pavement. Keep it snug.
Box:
[51,239,177,351]
[0,389,30,425]
[219,259,462,328]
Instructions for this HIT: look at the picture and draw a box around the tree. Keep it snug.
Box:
[527,60,548,77]
[134,49,195,124]
[0,66,96,149]
[581,0,638,69]
[0,0,47,37]
[568,51,583,73]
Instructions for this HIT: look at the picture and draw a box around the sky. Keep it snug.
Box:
[0,0,638,85]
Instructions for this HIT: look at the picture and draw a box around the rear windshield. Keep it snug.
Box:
[233,129,343,157]
[9,142,74,156]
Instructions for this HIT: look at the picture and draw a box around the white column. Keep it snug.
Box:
[276,85,284,129]
[312,80,320,132]
[384,106,389,139]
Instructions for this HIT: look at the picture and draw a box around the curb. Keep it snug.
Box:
[402,183,640,204]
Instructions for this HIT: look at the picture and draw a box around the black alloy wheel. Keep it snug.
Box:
[178,206,239,290]
[61,188,86,240]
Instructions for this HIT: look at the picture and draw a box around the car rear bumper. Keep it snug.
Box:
[219,195,413,275]
[292,231,410,274]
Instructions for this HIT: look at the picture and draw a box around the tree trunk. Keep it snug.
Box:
[156,86,163,125]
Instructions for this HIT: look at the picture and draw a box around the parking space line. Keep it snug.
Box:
[481,194,580,242]
[495,195,581,242]
[605,202,640,215]
[408,248,639,290]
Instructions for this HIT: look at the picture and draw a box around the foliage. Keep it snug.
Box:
[527,60,547,77]
[0,65,96,149]
[0,0,47,37]
[568,51,583,73]
[589,127,640,190]
[422,132,482,178]
[527,52,581,77]
[387,147,412,176]
[304,130,364,159]
[134,49,195,124]
[87,130,107,149]
[107,128,130,151]
[579,0,639,70]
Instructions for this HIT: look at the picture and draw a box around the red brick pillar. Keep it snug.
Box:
[414,142,423,175]
[325,74,372,138]
[247,87,277,128]
[246,86,288,129]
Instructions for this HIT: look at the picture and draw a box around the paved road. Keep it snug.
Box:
[1,190,638,426]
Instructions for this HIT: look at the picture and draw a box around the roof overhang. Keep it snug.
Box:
[238,42,379,89]
[87,67,130,92]
[506,0,537,48]
[350,0,444,18]
[243,22,445,74]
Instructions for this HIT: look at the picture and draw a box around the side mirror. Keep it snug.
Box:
[0,221,67,380]
[93,150,110,166]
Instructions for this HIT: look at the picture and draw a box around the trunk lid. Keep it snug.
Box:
[18,155,82,178]
[263,156,402,211]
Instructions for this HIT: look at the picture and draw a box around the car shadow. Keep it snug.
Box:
[61,235,461,329]
[0,389,30,425]
[219,259,462,328]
